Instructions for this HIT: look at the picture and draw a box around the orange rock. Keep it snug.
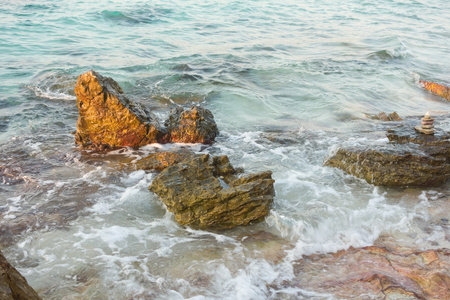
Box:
[132,149,195,172]
[74,70,167,149]
[420,80,450,101]
[165,106,219,144]
[74,71,219,149]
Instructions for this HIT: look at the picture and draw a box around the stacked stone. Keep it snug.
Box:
[415,112,435,134]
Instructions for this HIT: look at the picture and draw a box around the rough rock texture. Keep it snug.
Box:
[324,147,449,187]
[420,80,450,101]
[288,246,450,300]
[0,251,41,300]
[74,71,220,149]
[165,106,219,144]
[132,148,195,172]
[324,117,450,187]
[149,154,274,229]
[75,70,166,149]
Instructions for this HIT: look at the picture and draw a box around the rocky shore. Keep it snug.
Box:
[324,113,449,187]
[1,72,449,299]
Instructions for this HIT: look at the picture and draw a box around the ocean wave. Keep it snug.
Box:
[100,6,172,26]
[28,70,77,101]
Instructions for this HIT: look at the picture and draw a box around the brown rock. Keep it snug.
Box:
[132,148,195,172]
[74,71,220,149]
[165,106,219,144]
[389,111,402,121]
[149,154,274,229]
[1,250,41,300]
[366,112,403,121]
[74,70,167,149]
[324,147,449,187]
[285,246,450,300]
[324,118,450,187]
[420,80,450,101]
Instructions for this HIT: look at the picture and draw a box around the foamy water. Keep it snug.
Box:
[1,0,449,299]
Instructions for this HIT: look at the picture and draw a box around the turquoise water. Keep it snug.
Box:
[1,1,449,299]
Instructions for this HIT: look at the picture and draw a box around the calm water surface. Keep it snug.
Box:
[1,0,449,299]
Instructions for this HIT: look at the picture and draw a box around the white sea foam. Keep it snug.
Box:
[31,86,76,101]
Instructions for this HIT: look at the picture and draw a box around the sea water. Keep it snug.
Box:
[0,0,449,299]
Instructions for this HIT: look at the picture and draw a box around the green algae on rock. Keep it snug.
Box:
[149,154,275,229]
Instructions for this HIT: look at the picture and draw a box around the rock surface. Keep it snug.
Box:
[366,111,402,121]
[149,154,274,229]
[1,250,41,300]
[287,245,450,300]
[75,70,166,149]
[324,116,450,187]
[420,80,450,101]
[74,71,219,149]
[132,148,195,172]
[165,106,219,144]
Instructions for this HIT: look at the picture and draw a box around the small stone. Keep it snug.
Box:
[421,125,434,129]
[415,126,435,135]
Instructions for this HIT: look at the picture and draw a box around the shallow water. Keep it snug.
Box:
[1,0,449,299]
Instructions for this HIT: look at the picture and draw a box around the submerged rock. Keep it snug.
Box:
[324,116,450,187]
[165,106,219,144]
[74,71,219,149]
[420,80,450,101]
[0,250,41,300]
[149,154,274,229]
[287,246,450,300]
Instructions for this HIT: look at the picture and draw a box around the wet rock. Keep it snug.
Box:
[0,166,29,185]
[165,106,219,144]
[420,80,450,101]
[74,70,167,149]
[0,250,41,300]
[324,146,449,187]
[287,246,450,300]
[324,116,450,187]
[366,111,403,121]
[74,71,219,149]
[149,154,274,229]
[132,148,195,172]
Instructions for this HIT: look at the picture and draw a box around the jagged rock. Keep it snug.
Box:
[420,80,450,101]
[74,71,219,149]
[149,154,274,229]
[74,70,167,149]
[366,112,402,121]
[324,117,450,187]
[165,106,219,144]
[132,148,195,172]
[285,246,450,300]
[1,250,41,300]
